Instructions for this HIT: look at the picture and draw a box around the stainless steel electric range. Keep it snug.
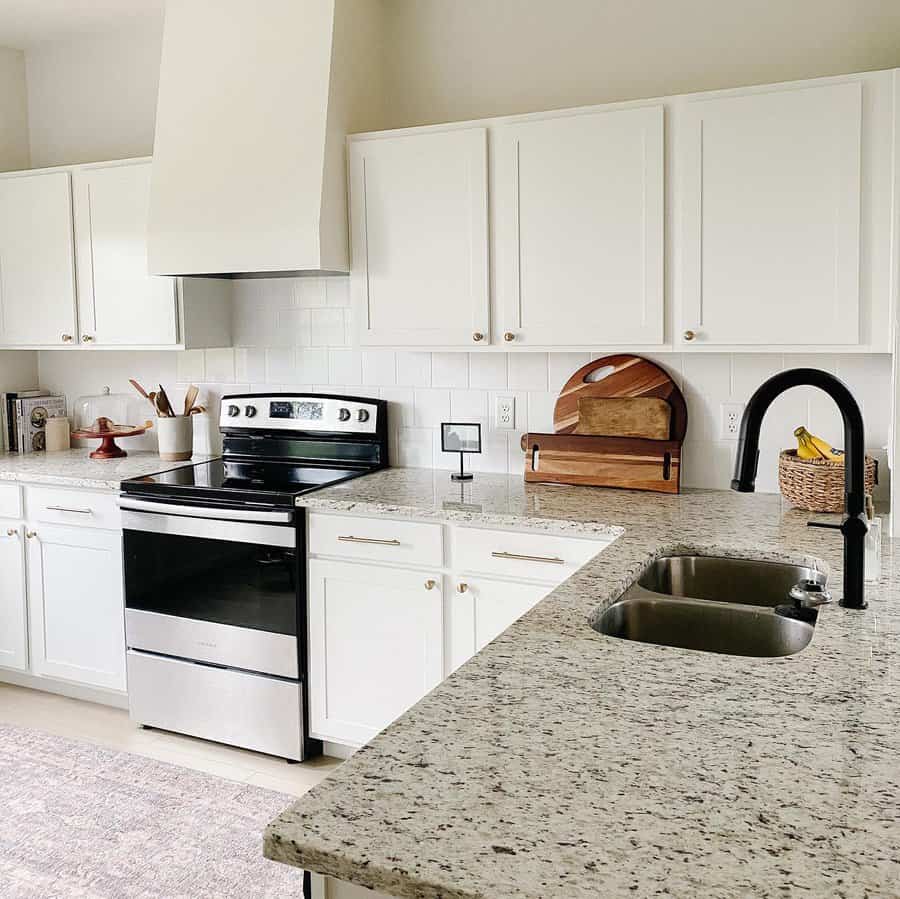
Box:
[119,393,388,761]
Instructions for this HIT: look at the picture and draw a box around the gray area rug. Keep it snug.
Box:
[0,724,305,898]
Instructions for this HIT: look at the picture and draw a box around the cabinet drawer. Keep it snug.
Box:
[453,526,611,583]
[0,483,22,519]
[308,513,442,567]
[26,485,120,530]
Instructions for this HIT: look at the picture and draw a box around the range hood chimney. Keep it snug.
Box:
[148,0,384,278]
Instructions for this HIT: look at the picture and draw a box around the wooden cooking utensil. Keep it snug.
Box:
[156,385,175,417]
[129,379,158,414]
[183,385,200,416]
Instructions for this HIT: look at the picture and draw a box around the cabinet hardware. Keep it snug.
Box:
[25,531,37,539]
[82,334,95,343]
[337,535,401,546]
[503,332,515,342]
[683,330,696,341]
[456,582,469,594]
[472,331,484,342]
[491,550,565,565]
[5,528,16,537]
[46,505,93,515]
[61,334,73,343]
[424,579,437,590]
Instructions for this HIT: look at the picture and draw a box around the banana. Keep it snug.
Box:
[794,426,845,462]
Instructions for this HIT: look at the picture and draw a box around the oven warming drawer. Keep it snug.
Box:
[125,609,299,679]
[126,650,305,760]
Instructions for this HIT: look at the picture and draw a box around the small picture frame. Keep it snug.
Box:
[441,422,482,481]
[441,422,482,455]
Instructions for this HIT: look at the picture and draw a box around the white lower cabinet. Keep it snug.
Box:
[449,575,549,673]
[25,523,126,692]
[0,524,28,672]
[308,559,443,746]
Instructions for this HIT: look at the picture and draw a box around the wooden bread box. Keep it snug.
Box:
[522,355,688,493]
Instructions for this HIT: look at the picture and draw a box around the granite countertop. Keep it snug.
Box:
[0,449,213,490]
[267,468,900,897]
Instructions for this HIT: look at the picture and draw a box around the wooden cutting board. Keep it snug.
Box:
[523,355,688,493]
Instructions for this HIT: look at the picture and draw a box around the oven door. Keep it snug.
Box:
[120,499,300,679]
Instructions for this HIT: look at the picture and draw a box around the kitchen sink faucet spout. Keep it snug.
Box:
[730,368,868,609]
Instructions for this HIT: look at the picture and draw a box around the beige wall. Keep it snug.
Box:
[382,0,900,127]
[0,45,29,169]
[25,26,162,167]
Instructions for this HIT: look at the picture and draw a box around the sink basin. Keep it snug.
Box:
[594,555,823,657]
[638,555,825,608]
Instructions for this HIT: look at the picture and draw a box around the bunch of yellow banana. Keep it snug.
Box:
[794,426,845,462]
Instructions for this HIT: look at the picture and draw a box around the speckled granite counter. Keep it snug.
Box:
[0,449,213,490]
[267,468,899,898]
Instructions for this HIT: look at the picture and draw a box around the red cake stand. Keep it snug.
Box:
[71,417,147,460]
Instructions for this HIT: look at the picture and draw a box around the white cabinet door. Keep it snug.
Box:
[0,524,27,672]
[677,81,862,346]
[495,106,664,346]
[0,171,77,347]
[308,560,443,746]
[26,525,126,691]
[349,128,490,347]
[449,576,548,672]
[73,163,179,346]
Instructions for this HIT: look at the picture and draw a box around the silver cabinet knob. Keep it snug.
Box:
[456,582,469,594]
[82,334,94,343]
[6,528,16,537]
[503,332,515,342]
[472,332,484,342]
[61,334,73,343]
[25,531,37,539]
[683,330,696,341]
[424,579,437,591]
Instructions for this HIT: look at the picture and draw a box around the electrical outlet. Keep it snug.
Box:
[495,395,515,430]
[721,403,744,440]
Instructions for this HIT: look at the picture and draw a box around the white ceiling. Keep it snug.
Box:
[0,0,164,49]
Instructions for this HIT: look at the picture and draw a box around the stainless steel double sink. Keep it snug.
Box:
[594,555,825,658]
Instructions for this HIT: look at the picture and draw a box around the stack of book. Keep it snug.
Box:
[1,390,68,453]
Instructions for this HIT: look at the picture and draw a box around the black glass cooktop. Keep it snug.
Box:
[121,459,364,507]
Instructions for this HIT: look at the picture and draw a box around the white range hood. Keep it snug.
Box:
[148,0,383,278]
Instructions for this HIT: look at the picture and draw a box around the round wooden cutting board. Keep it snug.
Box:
[553,355,688,439]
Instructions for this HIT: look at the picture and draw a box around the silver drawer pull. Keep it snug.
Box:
[492,550,565,565]
[337,535,401,547]
[46,505,93,515]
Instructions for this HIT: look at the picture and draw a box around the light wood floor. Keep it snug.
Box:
[0,683,342,797]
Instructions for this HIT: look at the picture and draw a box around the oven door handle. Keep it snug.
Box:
[118,497,293,524]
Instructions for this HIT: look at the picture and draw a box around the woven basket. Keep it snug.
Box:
[778,449,877,513]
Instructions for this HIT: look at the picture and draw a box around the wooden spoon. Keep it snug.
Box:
[130,379,158,414]
[156,385,175,417]
[183,385,200,417]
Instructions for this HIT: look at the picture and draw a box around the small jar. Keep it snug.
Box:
[45,416,71,452]
[864,516,882,584]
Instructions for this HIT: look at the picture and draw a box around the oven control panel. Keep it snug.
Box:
[220,395,380,434]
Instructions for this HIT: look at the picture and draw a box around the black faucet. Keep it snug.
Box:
[731,368,868,609]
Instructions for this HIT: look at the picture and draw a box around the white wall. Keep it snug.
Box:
[24,26,162,167]
[0,45,30,169]
[0,351,39,395]
[382,0,900,127]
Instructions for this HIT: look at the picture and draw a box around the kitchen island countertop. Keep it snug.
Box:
[0,449,212,491]
[267,467,900,898]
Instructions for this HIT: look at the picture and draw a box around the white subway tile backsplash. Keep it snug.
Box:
[265,348,296,383]
[38,275,894,498]
[508,353,548,391]
[176,350,205,384]
[413,388,451,427]
[432,352,469,388]
[362,350,397,386]
[396,352,432,387]
[328,348,362,386]
[469,353,507,389]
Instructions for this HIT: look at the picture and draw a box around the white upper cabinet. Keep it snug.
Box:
[349,128,490,347]
[73,162,179,347]
[495,106,665,346]
[0,171,77,347]
[676,78,873,348]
